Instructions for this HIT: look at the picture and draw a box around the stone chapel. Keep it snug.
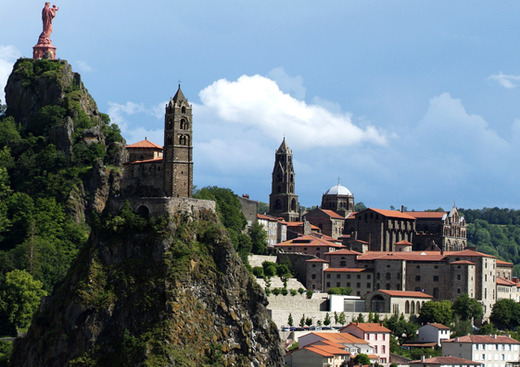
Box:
[120,85,193,198]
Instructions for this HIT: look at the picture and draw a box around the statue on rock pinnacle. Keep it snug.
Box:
[33,2,59,60]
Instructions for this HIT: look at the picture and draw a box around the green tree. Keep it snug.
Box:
[306,289,313,299]
[305,317,313,327]
[384,313,418,344]
[248,221,267,255]
[490,299,520,330]
[324,312,331,326]
[299,314,305,327]
[452,293,483,323]
[353,353,371,365]
[327,287,352,295]
[0,269,46,329]
[478,322,496,335]
[354,202,367,211]
[419,300,453,326]
[288,313,294,327]
[338,312,346,325]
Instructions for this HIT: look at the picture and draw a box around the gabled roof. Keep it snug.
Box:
[306,332,368,345]
[406,211,447,219]
[320,209,345,219]
[410,356,481,365]
[341,322,391,333]
[364,208,417,220]
[444,249,496,258]
[127,157,163,165]
[275,235,345,249]
[257,213,278,221]
[422,323,450,330]
[126,139,163,149]
[497,259,514,267]
[305,343,351,357]
[324,249,362,256]
[357,249,496,262]
[444,335,520,344]
[324,267,368,273]
[497,276,516,286]
[378,290,433,299]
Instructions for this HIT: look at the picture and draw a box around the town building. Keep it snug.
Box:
[365,290,433,315]
[442,335,520,367]
[268,138,299,222]
[410,356,483,367]
[340,322,391,364]
[256,213,287,247]
[407,207,467,251]
[303,208,345,239]
[417,323,451,346]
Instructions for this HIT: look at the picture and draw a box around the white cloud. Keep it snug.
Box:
[0,45,21,103]
[198,74,387,149]
[267,67,306,100]
[488,72,520,89]
[74,60,93,73]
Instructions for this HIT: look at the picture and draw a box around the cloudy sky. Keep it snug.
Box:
[2,1,520,210]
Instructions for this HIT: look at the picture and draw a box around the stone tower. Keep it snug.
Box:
[163,85,193,198]
[268,138,299,222]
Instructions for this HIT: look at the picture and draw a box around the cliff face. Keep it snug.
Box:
[11,208,284,366]
[4,58,126,219]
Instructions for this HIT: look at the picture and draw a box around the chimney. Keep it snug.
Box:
[380,321,383,326]
[494,334,497,339]
[401,205,404,213]
[421,356,425,362]
[455,337,459,342]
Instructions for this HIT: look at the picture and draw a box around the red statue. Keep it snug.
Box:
[33,2,59,60]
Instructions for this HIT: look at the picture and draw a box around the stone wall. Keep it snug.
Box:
[277,252,316,285]
[110,197,215,218]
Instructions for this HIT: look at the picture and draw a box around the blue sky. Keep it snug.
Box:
[2,1,520,210]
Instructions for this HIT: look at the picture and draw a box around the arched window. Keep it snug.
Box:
[291,198,297,211]
[181,106,186,113]
[277,185,282,193]
[405,301,410,313]
[167,118,173,130]
[167,135,173,145]
[275,199,282,211]
[137,205,150,218]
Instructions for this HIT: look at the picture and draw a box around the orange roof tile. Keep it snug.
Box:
[324,249,362,256]
[406,211,446,219]
[127,157,163,165]
[320,209,345,219]
[257,213,277,221]
[307,332,368,345]
[444,335,520,344]
[450,260,475,265]
[303,346,334,357]
[366,208,417,220]
[341,322,391,333]
[444,249,496,258]
[497,276,516,286]
[306,344,350,356]
[497,259,514,266]
[275,235,346,249]
[378,290,433,298]
[410,356,481,365]
[126,139,163,149]
[425,323,450,330]
[306,258,329,263]
[395,240,413,246]
[325,267,368,273]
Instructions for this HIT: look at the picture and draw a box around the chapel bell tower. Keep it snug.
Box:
[163,85,193,198]
[268,138,299,222]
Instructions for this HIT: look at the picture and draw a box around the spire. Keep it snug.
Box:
[172,84,186,103]
[277,137,290,153]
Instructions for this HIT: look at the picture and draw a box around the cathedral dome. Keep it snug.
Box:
[324,184,352,196]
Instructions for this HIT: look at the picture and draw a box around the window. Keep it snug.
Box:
[357,283,361,288]
[311,274,316,279]
[336,282,340,287]
[382,345,386,353]
[415,275,421,281]
[326,282,330,287]
[367,275,371,280]
[326,274,331,279]
[433,276,439,282]
[357,274,361,279]
[457,274,461,280]
[367,283,371,288]
[337,274,341,279]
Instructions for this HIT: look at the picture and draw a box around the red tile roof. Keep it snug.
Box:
[305,344,350,357]
[320,209,345,219]
[306,258,329,263]
[275,235,345,249]
[410,356,481,365]
[445,249,496,258]
[425,323,450,330]
[406,211,446,219]
[341,322,391,333]
[497,259,514,266]
[307,332,368,345]
[450,260,475,265]
[444,335,520,344]
[497,276,516,286]
[395,241,413,246]
[366,208,417,220]
[126,139,163,149]
[357,249,495,262]
[378,290,433,298]
[324,249,362,256]
[127,157,163,165]
[324,267,368,273]
[257,213,277,221]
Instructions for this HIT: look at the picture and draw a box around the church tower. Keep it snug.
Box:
[163,85,193,198]
[268,138,299,222]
